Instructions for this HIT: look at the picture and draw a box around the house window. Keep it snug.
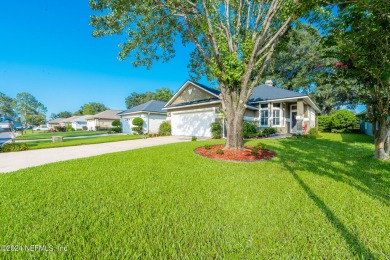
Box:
[272,103,281,127]
[260,104,269,126]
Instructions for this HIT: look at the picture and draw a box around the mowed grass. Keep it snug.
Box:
[0,133,388,258]
[26,135,142,150]
[16,130,108,140]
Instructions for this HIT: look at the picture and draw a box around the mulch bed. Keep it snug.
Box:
[194,144,276,162]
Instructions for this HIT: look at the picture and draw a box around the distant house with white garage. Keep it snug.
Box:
[164,80,320,138]
[60,115,92,130]
[86,110,122,131]
[118,100,167,134]
[47,118,66,129]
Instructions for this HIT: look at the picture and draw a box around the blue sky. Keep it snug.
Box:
[0,0,195,116]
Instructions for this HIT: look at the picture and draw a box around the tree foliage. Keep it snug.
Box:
[267,24,359,115]
[322,1,390,159]
[75,102,109,115]
[125,88,173,109]
[0,92,14,117]
[57,111,73,118]
[14,92,47,126]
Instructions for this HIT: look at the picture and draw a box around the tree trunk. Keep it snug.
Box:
[220,90,246,150]
[225,108,245,150]
[373,118,390,160]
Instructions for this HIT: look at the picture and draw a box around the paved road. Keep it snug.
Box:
[0,136,190,173]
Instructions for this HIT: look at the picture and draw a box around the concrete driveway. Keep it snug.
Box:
[0,136,190,173]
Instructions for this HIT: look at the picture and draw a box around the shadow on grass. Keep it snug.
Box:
[261,134,389,257]
[270,136,389,207]
[283,161,374,258]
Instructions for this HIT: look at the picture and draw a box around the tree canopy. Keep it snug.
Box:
[125,88,173,109]
[0,92,14,117]
[14,92,47,126]
[75,102,109,115]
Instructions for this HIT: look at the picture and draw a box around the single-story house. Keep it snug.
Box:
[118,100,167,134]
[60,115,92,130]
[358,110,390,139]
[47,118,66,129]
[163,80,320,138]
[86,110,122,131]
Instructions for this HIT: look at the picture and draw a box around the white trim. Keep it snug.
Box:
[290,104,297,133]
[171,107,216,115]
[165,80,220,107]
[119,111,167,116]
[164,101,221,110]
[259,104,269,127]
[251,96,321,113]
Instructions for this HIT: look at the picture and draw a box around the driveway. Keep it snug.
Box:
[0,136,190,173]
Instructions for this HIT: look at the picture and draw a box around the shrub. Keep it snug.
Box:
[243,122,258,138]
[192,136,197,141]
[132,117,144,126]
[132,117,144,135]
[112,120,121,127]
[263,127,277,136]
[216,149,224,155]
[111,127,122,133]
[0,143,29,152]
[330,110,358,130]
[131,127,143,135]
[82,126,88,131]
[159,121,171,136]
[211,122,222,139]
[55,126,66,132]
[251,146,260,155]
[318,116,331,132]
[308,128,321,138]
[204,144,211,150]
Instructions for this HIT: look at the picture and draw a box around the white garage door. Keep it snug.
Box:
[171,110,215,137]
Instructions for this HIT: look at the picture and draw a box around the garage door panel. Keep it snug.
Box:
[172,111,215,137]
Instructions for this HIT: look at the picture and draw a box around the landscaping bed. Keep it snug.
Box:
[194,144,275,162]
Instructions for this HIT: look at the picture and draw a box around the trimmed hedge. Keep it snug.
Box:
[0,143,29,152]
[159,121,171,136]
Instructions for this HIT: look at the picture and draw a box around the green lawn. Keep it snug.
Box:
[15,130,108,140]
[0,133,388,258]
[26,135,142,150]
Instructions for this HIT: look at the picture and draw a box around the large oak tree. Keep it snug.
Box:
[90,0,318,149]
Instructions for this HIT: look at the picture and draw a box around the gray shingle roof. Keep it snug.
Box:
[118,100,167,115]
[248,84,306,102]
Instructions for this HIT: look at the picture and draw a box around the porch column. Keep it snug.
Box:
[297,99,304,133]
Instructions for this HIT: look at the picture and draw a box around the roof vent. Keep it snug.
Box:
[265,80,273,86]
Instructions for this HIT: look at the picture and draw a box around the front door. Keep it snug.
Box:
[291,111,297,133]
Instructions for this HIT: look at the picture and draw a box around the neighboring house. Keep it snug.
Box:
[47,118,66,129]
[71,115,92,130]
[164,80,320,137]
[86,110,122,131]
[358,110,390,139]
[118,100,167,134]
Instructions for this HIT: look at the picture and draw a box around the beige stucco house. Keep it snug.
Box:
[86,110,122,131]
[164,80,320,137]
